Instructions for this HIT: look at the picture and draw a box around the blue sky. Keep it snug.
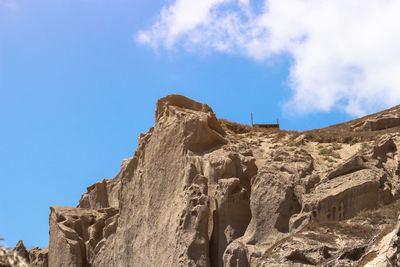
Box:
[1,0,398,249]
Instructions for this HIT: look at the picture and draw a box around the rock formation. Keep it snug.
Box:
[0,242,29,267]
[15,95,400,266]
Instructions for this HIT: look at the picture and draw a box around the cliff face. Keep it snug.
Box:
[17,95,400,266]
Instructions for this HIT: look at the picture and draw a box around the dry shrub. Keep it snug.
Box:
[302,232,335,244]
[331,143,343,150]
[374,224,396,244]
[250,127,281,138]
[356,251,379,267]
[357,199,400,225]
[218,118,252,134]
[262,236,293,260]
[303,124,400,144]
[326,222,374,240]
[319,148,341,158]
[270,129,301,143]
[361,142,370,149]
[221,104,400,144]
[302,221,374,240]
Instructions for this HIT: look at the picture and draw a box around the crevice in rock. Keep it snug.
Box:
[210,197,252,266]
[339,246,366,261]
[275,188,302,233]
[208,155,257,267]
[223,241,250,267]
[209,200,220,267]
[176,174,210,267]
[286,250,316,265]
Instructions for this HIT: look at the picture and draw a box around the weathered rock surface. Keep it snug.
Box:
[13,240,30,263]
[355,116,400,132]
[351,105,400,131]
[78,178,121,209]
[27,247,48,267]
[0,244,29,267]
[48,206,118,267]
[9,240,48,267]
[20,95,400,266]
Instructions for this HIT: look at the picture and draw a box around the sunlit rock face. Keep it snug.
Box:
[22,96,400,266]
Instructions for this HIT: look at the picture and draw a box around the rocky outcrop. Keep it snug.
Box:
[10,240,48,267]
[21,95,400,266]
[325,155,367,180]
[351,106,400,131]
[48,206,118,266]
[307,169,385,222]
[354,117,400,131]
[28,247,48,267]
[0,245,29,267]
[373,135,397,162]
[78,178,121,209]
[386,216,400,266]
[13,241,30,263]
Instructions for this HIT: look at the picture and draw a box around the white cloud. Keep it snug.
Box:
[137,0,231,49]
[137,0,400,116]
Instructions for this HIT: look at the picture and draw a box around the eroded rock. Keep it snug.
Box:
[0,246,29,267]
[21,95,400,267]
[12,240,29,263]
[373,136,397,161]
[325,155,367,180]
[355,117,400,132]
[78,178,121,209]
[48,206,118,267]
[308,169,385,222]
[28,247,48,267]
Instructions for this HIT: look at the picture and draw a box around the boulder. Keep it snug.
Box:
[373,136,397,160]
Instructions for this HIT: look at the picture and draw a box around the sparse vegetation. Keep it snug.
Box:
[261,197,400,265]
[304,124,400,144]
[218,118,252,134]
[319,148,341,159]
[216,108,400,266]
[361,142,370,149]
[356,251,379,267]
[324,156,335,163]
[302,221,374,240]
[302,232,335,244]
[342,136,356,144]
[357,199,400,225]
[332,143,343,150]
[262,236,294,260]
[306,200,400,241]
[374,224,396,244]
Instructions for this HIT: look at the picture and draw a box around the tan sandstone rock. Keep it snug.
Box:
[22,95,400,267]
[0,245,29,267]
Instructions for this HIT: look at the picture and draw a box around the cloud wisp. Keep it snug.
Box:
[137,0,400,116]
